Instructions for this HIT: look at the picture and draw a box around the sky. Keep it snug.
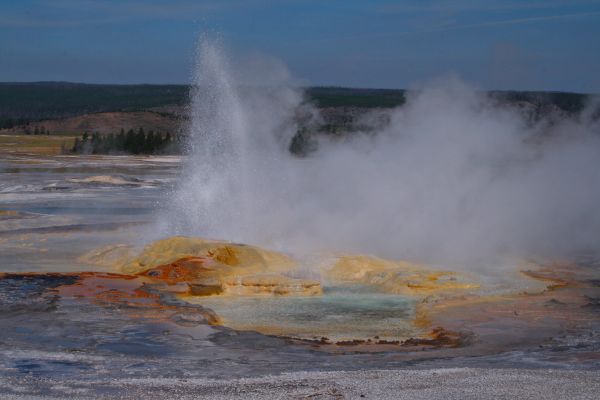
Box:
[0,0,599,92]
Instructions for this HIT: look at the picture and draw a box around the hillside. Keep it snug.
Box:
[1,82,591,129]
[0,82,595,156]
[6,111,180,136]
[0,82,188,127]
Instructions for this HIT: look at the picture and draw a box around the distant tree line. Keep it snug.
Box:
[24,125,51,135]
[0,82,188,122]
[70,128,179,155]
[0,118,54,133]
[1,83,592,128]
[0,117,32,129]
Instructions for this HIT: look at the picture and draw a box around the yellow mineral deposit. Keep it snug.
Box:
[74,236,593,349]
[80,236,322,297]
[67,175,139,185]
[325,254,480,296]
[122,236,296,274]
[0,210,20,217]
[78,244,136,269]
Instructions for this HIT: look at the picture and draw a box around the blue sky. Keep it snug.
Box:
[1,0,599,92]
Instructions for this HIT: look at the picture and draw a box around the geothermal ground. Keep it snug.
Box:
[1,152,599,398]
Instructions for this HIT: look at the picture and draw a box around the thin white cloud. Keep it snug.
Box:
[449,10,600,29]
[377,0,600,14]
[300,10,600,45]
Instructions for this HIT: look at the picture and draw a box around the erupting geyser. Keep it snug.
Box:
[114,34,600,344]
[165,37,305,246]
[162,37,600,270]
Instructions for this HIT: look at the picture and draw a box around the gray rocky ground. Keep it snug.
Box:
[2,368,600,399]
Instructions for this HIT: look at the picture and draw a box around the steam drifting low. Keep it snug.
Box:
[163,37,600,270]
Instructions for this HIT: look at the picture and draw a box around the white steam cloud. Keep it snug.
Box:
[163,38,600,269]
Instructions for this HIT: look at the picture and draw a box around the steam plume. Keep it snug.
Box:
[163,37,600,269]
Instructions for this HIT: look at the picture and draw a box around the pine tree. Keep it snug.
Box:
[145,130,155,154]
[125,129,135,153]
[91,132,102,154]
[116,129,126,152]
[72,137,81,153]
[106,133,115,153]
[134,128,145,154]
[156,132,165,153]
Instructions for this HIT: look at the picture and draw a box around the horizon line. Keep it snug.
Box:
[0,80,593,95]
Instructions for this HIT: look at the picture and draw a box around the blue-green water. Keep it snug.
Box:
[195,288,418,341]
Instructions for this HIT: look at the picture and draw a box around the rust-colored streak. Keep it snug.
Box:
[402,327,465,348]
[137,256,214,284]
[59,274,176,314]
[0,271,221,325]
[521,269,571,290]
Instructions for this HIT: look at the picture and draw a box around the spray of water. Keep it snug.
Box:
[166,37,307,243]
[163,37,600,270]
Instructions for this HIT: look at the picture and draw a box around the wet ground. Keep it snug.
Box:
[1,153,599,398]
[0,153,178,272]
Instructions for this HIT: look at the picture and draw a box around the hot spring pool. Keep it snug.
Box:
[189,288,420,342]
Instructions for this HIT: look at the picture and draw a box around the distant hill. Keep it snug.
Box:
[0,82,188,126]
[489,90,589,115]
[306,87,407,108]
[0,82,592,130]
[7,111,179,136]
[0,82,595,157]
